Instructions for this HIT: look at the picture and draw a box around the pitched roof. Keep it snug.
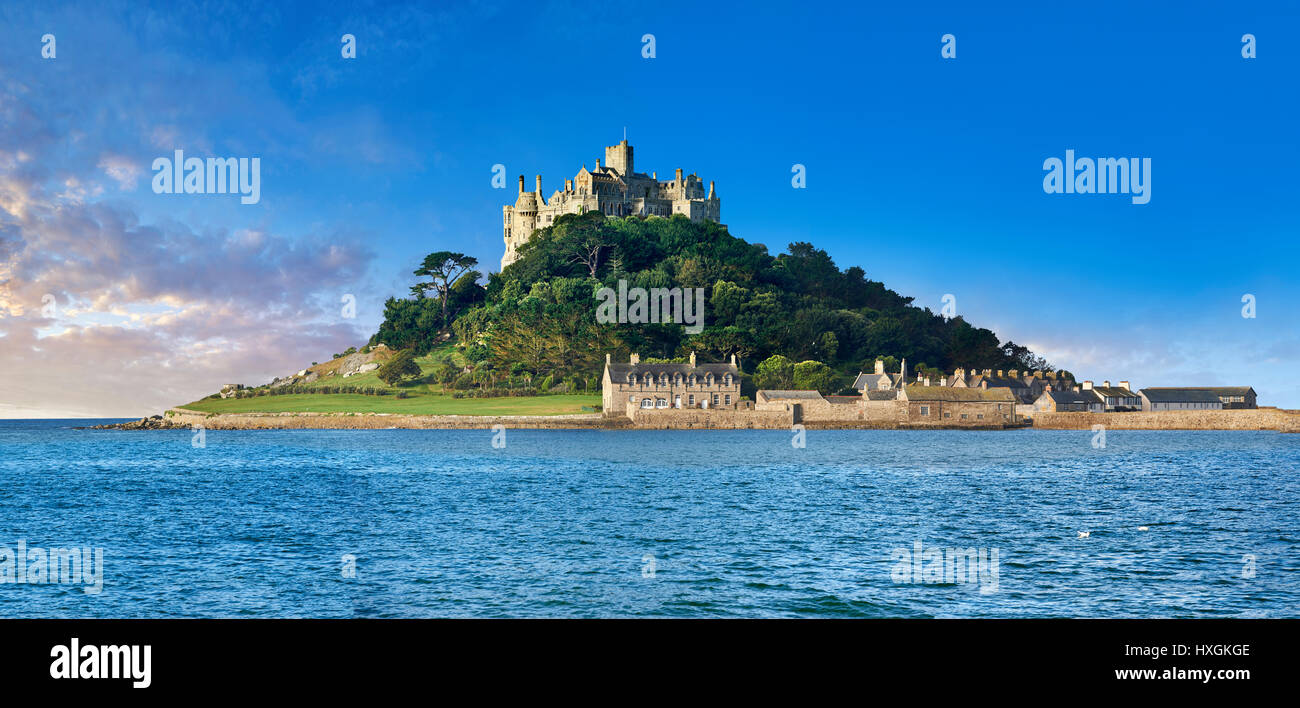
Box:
[864,390,898,401]
[757,390,824,402]
[902,386,1016,402]
[852,372,890,388]
[1044,389,1102,405]
[607,362,738,383]
[1140,388,1226,403]
[1092,386,1139,398]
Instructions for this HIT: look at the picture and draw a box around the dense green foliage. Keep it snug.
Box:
[371,212,1052,385]
[376,349,422,385]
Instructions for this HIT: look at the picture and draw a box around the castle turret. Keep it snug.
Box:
[605,139,633,175]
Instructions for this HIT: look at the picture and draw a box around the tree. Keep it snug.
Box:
[411,251,479,331]
[753,354,794,390]
[377,350,422,386]
[793,360,836,394]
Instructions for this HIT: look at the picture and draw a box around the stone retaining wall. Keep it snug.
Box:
[167,408,615,430]
[1028,408,1300,432]
[626,407,791,429]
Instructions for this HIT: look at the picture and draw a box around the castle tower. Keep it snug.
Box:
[605,140,633,175]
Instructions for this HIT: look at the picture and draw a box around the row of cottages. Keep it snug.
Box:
[853,359,1075,404]
[601,352,742,417]
[1031,380,1140,413]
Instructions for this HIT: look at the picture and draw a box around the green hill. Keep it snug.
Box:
[371,212,1057,393]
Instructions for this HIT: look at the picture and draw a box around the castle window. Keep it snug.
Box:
[688,394,695,406]
[725,394,731,405]
[920,406,930,416]
[712,394,719,405]
[640,398,654,409]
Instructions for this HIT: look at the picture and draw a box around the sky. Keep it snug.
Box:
[1,0,1297,417]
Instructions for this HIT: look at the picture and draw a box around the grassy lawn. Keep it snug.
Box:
[182,344,602,416]
[179,392,602,416]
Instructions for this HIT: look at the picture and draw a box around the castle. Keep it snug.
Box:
[501,140,721,269]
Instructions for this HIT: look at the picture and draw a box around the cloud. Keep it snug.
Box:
[97,154,143,191]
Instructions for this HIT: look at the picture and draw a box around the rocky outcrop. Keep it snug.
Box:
[90,415,187,430]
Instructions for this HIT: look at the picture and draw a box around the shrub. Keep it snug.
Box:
[377,349,422,386]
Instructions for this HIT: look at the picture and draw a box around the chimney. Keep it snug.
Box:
[517,175,525,193]
[982,369,992,376]
[605,353,611,366]
[652,171,657,179]
[996,370,1004,378]
[981,380,988,389]
[875,360,885,375]
[535,175,543,194]
[923,377,931,386]
[1103,380,1111,389]
[1009,369,1019,378]
[675,168,683,182]
[1082,381,1093,390]
[729,353,736,367]
[708,181,716,199]
[939,376,947,386]
[1031,370,1040,378]
[689,351,696,367]
[1119,381,1131,391]
[565,179,573,192]
[630,353,640,365]
[595,158,600,169]
[1073,384,1081,392]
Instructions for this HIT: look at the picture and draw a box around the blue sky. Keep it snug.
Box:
[1,0,1297,416]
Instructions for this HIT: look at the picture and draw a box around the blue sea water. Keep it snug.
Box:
[0,419,1296,618]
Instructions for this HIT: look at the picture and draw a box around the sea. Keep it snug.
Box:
[0,419,1295,618]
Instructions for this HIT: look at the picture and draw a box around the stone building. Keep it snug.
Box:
[1032,388,1104,413]
[501,140,721,269]
[899,386,1018,425]
[1084,380,1141,411]
[602,352,741,418]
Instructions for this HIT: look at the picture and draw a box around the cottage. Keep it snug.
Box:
[602,352,741,417]
[852,359,905,391]
[1085,380,1142,411]
[1032,388,1104,413]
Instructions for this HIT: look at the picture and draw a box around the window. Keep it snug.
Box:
[725,394,732,405]
[712,394,719,405]
[688,395,695,406]
[943,412,951,418]
[920,405,930,416]
[640,398,654,409]
[961,414,968,420]
[977,414,984,420]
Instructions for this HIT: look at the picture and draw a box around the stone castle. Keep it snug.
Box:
[501,140,721,269]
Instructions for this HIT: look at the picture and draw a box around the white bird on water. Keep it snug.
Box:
[1078,531,1090,538]
[1138,526,1150,531]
